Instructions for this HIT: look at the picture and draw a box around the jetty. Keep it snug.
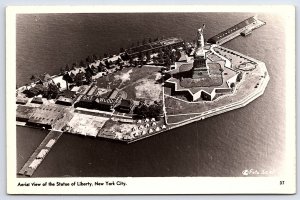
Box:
[207,16,266,45]
[18,130,63,176]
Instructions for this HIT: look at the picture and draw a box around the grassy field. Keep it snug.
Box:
[214,46,257,70]
[166,113,202,124]
[179,63,223,88]
[117,66,163,102]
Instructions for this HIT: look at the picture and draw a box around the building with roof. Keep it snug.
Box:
[27,105,65,129]
[74,95,96,109]
[94,97,115,111]
[108,88,122,104]
[116,99,134,113]
[16,98,28,105]
[16,105,36,122]
[31,97,43,104]
[55,96,73,106]
[74,94,117,112]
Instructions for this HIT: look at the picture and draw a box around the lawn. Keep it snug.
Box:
[125,78,163,102]
[166,113,203,124]
[96,67,159,90]
[214,46,257,70]
[179,63,223,88]
[115,66,163,102]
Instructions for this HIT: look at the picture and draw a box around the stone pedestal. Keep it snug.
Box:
[192,55,209,79]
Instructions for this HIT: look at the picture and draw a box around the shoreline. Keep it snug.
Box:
[16,67,269,144]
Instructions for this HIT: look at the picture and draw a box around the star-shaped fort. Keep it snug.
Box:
[165,25,241,101]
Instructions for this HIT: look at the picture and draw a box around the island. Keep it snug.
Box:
[16,16,269,176]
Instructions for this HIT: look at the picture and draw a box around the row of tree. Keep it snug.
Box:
[129,37,162,49]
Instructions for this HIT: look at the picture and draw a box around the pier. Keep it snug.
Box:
[207,16,266,45]
[18,130,63,176]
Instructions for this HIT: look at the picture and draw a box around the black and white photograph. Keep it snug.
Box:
[6,5,296,194]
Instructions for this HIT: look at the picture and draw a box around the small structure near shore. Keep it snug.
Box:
[31,97,43,104]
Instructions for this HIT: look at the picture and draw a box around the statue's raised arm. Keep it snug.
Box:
[196,24,206,49]
[198,24,206,34]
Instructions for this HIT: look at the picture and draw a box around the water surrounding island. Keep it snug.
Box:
[16,13,286,177]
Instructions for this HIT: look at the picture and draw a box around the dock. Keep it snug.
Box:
[207,16,266,45]
[18,130,63,176]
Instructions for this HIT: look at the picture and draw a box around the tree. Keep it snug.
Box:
[86,56,92,64]
[127,57,133,67]
[120,52,129,61]
[148,102,162,120]
[60,67,65,74]
[24,84,46,98]
[175,50,181,61]
[237,72,243,82]
[74,72,84,86]
[63,73,71,90]
[146,52,151,62]
[47,83,60,99]
[105,60,110,68]
[134,103,149,118]
[65,64,70,72]
[79,60,86,68]
[133,101,162,119]
[30,75,37,83]
[158,48,164,58]
[85,70,93,84]
[92,54,99,61]
[98,63,106,72]
[24,83,29,90]
[165,57,171,70]
[71,63,76,70]
[170,53,175,64]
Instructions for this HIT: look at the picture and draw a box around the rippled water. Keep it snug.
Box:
[16,13,286,177]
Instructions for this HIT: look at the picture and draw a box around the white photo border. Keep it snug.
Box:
[6,5,296,194]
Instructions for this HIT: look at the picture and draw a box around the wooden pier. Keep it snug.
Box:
[18,130,63,176]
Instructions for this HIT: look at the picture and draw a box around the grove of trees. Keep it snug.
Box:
[133,101,163,120]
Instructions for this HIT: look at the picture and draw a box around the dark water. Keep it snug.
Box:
[16,13,286,177]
